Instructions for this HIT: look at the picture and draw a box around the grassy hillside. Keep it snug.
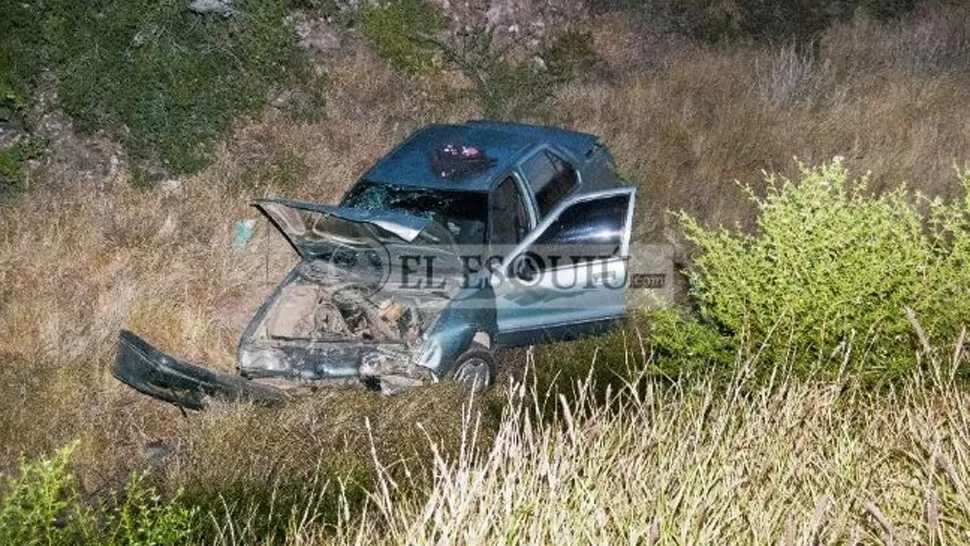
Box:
[2,1,970,543]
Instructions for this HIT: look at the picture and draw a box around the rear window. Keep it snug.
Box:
[520,151,578,218]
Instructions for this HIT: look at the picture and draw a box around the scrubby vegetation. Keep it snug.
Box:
[674,160,970,382]
[359,2,597,118]
[0,443,195,545]
[3,0,970,543]
[1,0,321,182]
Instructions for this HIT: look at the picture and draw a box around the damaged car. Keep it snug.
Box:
[114,121,637,409]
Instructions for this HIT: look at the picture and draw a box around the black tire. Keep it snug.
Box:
[451,343,495,393]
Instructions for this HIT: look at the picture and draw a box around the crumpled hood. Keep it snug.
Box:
[254,199,435,260]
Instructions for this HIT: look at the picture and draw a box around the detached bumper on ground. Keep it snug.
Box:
[113,330,287,410]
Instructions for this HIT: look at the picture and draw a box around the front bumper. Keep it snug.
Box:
[113,330,437,408]
[113,330,286,410]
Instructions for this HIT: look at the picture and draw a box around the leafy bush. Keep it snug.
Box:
[642,307,736,377]
[37,0,320,179]
[463,30,596,119]
[358,1,596,119]
[543,30,598,85]
[0,2,45,122]
[472,29,597,119]
[359,0,445,77]
[0,442,196,545]
[0,136,46,197]
[677,158,970,381]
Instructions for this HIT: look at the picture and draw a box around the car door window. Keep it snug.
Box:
[489,176,529,247]
[514,193,631,277]
[521,151,579,218]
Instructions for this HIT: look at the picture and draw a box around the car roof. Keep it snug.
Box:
[361,121,600,192]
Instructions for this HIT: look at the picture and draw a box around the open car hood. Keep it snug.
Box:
[254,199,434,260]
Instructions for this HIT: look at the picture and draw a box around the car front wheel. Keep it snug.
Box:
[451,344,494,393]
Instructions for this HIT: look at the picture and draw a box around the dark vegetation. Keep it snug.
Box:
[1,0,322,186]
[600,0,924,43]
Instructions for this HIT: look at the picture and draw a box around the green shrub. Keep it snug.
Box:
[0,136,46,197]
[358,1,596,120]
[642,307,736,378]
[0,442,196,545]
[359,0,444,77]
[470,30,597,119]
[472,30,597,119]
[677,158,970,382]
[474,60,556,120]
[0,442,80,545]
[39,0,320,179]
[543,30,598,85]
[94,474,197,546]
[0,2,44,122]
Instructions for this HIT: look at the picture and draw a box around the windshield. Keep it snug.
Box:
[341,181,487,245]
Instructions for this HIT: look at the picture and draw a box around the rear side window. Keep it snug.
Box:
[521,151,579,218]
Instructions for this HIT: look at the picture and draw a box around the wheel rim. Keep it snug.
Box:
[454,357,491,392]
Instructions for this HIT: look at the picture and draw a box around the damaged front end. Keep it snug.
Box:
[113,199,468,409]
[237,259,453,395]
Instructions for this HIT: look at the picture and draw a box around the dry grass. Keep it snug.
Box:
[564,5,970,239]
[207,369,970,545]
[0,44,480,489]
[2,4,970,543]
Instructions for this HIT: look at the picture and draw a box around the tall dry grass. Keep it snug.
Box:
[567,5,970,239]
[206,362,970,545]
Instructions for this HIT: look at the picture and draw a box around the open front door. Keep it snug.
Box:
[493,188,636,347]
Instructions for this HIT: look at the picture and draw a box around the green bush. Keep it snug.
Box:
[0,136,46,197]
[642,307,736,377]
[38,0,320,179]
[677,158,970,381]
[543,30,598,85]
[359,0,444,77]
[474,30,597,119]
[358,0,596,120]
[0,442,196,545]
[0,443,79,545]
[0,2,44,122]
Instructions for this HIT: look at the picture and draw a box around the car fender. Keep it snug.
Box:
[417,285,496,377]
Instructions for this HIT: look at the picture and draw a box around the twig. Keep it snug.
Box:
[905,307,932,355]
[863,500,895,546]
[809,494,832,545]
[925,488,939,546]
[646,517,659,546]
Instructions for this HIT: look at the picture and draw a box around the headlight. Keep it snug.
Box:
[238,348,286,372]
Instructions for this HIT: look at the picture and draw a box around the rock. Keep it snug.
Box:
[289,11,342,53]
[271,88,296,109]
[157,178,184,196]
[35,108,125,184]
[0,121,25,151]
[429,0,589,57]
[270,87,309,109]
[141,440,173,465]
[188,0,233,17]
[25,73,126,187]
